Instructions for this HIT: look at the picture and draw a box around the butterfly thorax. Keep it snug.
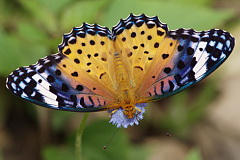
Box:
[114,52,139,118]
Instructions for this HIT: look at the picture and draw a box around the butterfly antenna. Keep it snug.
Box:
[103,116,128,149]
[103,127,120,150]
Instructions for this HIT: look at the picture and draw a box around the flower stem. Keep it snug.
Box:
[75,113,90,160]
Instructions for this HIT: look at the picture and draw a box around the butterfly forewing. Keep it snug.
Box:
[112,14,169,88]
[6,24,117,111]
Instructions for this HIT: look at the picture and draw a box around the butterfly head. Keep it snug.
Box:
[122,105,141,119]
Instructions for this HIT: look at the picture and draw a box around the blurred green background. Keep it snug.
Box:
[1,0,240,160]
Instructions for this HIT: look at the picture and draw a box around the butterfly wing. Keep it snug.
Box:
[112,14,235,103]
[139,28,235,101]
[6,24,117,112]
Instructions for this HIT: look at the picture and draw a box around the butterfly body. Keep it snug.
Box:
[6,14,235,127]
[104,51,142,118]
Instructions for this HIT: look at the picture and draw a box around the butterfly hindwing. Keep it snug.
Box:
[6,24,117,112]
[139,28,235,100]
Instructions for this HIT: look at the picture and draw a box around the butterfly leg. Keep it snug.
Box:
[110,109,118,115]
[135,107,142,112]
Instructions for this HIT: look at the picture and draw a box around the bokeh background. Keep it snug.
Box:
[0,0,240,160]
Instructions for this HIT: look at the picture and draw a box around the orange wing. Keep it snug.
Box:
[112,14,235,103]
[6,24,117,111]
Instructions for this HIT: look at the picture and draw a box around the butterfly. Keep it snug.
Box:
[6,14,235,128]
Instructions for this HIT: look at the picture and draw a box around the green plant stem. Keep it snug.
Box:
[75,113,90,160]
